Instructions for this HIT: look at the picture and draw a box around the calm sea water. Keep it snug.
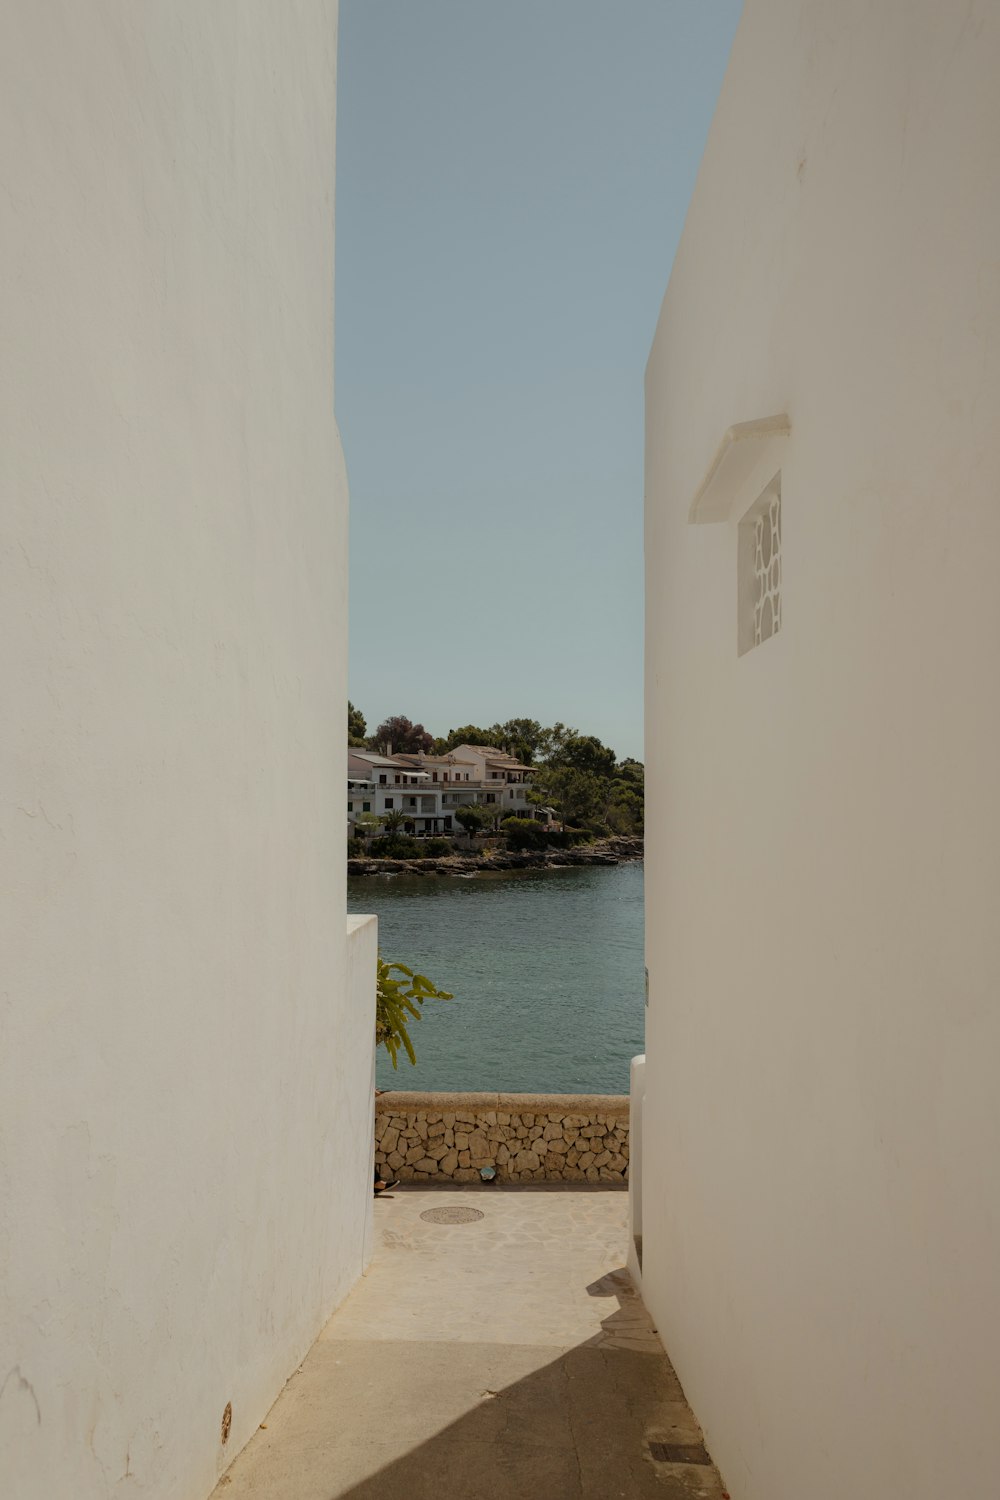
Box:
[348,861,645,1095]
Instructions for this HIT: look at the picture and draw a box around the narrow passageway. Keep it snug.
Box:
[213,1186,724,1500]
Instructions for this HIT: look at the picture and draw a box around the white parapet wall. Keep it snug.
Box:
[0,7,374,1498]
[626,1055,645,1286]
[644,4,1000,1500]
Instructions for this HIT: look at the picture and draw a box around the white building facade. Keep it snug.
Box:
[640,5,1000,1500]
[347,745,546,837]
[1,7,375,1499]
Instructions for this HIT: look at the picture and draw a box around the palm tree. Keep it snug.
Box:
[380,808,407,837]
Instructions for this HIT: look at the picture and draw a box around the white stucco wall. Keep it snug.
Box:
[643,4,1000,1498]
[0,6,374,1497]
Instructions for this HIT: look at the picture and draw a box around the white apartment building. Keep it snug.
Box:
[347,745,550,837]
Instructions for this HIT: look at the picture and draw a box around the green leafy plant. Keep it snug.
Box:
[500,816,549,851]
[376,957,453,1069]
[419,838,453,857]
[454,803,494,839]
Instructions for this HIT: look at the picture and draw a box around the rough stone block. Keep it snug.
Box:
[514,1149,540,1172]
[405,1144,425,1165]
[440,1150,458,1174]
[593,1150,612,1169]
[426,1112,443,1125]
[454,1133,471,1152]
[543,1121,563,1141]
[547,1137,568,1154]
[374,1114,388,1141]
[415,1157,438,1174]
[577,1151,595,1169]
[458,1151,471,1168]
[454,1168,478,1182]
[566,1149,580,1167]
[468,1131,489,1160]
[585,1166,601,1182]
[442,1112,456,1128]
[496,1143,510,1165]
[427,1119,446,1138]
[430,1139,450,1161]
[381,1126,399,1155]
[414,1117,429,1140]
[454,1111,475,1124]
[387,1150,404,1169]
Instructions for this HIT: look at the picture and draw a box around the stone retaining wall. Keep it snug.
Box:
[374,1091,629,1184]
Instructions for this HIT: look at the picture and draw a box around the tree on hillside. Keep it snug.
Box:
[486,718,546,764]
[348,701,367,746]
[526,741,644,837]
[549,733,617,779]
[530,766,607,830]
[368,715,434,755]
[441,724,495,752]
[536,721,579,763]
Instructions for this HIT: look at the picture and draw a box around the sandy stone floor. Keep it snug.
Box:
[212,1186,725,1500]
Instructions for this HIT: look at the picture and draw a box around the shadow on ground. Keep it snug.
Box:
[218,1274,723,1500]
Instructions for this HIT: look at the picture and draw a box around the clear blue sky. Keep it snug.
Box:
[336,1,741,762]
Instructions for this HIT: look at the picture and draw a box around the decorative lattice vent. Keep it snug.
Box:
[738,478,782,655]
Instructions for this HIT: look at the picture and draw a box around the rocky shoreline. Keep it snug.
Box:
[347,835,643,878]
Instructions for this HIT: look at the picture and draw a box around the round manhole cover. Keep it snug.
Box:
[419,1206,485,1225]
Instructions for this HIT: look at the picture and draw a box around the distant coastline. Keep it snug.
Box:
[347,835,643,879]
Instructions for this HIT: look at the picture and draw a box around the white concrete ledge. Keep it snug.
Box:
[688,413,790,523]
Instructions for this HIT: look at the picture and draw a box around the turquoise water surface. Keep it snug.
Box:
[348,861,645,1095]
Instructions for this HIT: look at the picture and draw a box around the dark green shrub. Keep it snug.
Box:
[368,835,421,859]
[347,837,366,857]
[420,838,453,857]
[500,817,549,852]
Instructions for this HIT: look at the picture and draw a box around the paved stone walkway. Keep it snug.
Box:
[213,1186,724,1500]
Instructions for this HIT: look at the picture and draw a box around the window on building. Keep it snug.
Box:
[348,802,354,812]
[385,797,394,808]
[379,775,387,785]
[409,797,416,807]
[363,801,371,812]
[432,772,437,782]
[738,475,782,656]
